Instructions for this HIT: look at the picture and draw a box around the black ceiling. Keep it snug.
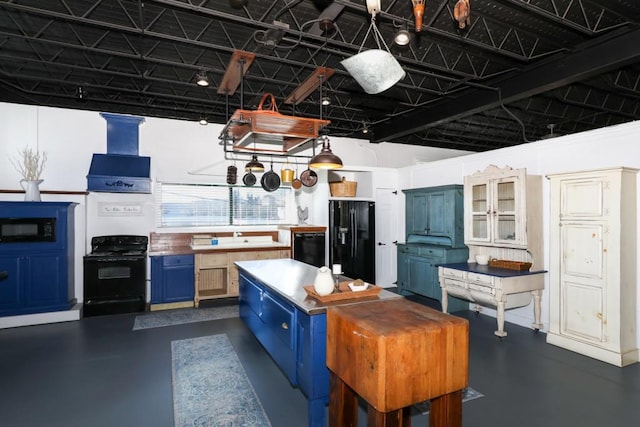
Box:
[1,0,639,152]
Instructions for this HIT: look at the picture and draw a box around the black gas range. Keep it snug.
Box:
[83,235,148,317]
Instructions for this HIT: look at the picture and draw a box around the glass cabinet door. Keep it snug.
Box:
[470,182,490,243]
[493,179,517,244]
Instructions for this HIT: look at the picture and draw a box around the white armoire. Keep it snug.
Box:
[547,167,638,367]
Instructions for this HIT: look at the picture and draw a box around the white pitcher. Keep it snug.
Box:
[20,179,43,202]
[313,266,335,296]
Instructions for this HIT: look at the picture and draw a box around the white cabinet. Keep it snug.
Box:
[440,165,545,337]
[547,167,638,367]
[464,165,542,258]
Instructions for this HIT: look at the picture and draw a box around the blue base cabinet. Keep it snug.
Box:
[0,202,76,317]
[150,255,194,304]
[397,244,469,312]
[239,271,328,427]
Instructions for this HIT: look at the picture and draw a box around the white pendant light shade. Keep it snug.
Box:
[341,50,406,94]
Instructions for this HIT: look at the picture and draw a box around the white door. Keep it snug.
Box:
[375,188,399,287]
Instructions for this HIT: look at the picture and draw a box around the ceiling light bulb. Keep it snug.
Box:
[199,118,208,125]
[394,28,410,46]
[321,96,331,106]
[196,71,209,87]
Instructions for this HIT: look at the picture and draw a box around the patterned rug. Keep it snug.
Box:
[132,305,239,330]
[413,386,484,415]
[172,334,271,427]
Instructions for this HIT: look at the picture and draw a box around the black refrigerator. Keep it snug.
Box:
[329,200,375,284]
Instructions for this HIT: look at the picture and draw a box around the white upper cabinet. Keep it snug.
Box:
[464,165,541,252]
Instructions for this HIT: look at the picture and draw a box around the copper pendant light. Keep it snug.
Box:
[310,136,343,169]
[244,154,265,172]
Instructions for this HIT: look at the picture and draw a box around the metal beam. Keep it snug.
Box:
[372,27,640,142]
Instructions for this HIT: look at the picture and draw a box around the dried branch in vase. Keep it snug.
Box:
[10,147,47,181]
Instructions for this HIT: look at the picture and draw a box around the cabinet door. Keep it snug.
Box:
[492,177,519,245]
[396,246,409,292]
[407,193,428,235]
[0,256,21,313]
[24,254,65,310]
[163,256,195,303]
[425,191,450,236]
[558,221,607,344]
[465,177,491,244]
[406,254,435,298]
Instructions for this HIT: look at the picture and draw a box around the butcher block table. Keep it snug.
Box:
[326,299,469,427]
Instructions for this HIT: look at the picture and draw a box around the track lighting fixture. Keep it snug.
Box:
[196,71,210,87]
[394,24,410,46]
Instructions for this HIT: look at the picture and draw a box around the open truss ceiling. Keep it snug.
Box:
[1,0,639,151]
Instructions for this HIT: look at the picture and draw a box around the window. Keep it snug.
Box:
[156,182,293,227]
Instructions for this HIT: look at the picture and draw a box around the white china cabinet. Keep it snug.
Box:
[439,165,545,337]
[546,167,638,367]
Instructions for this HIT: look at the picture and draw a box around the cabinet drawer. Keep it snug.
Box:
[418,247,445,257]
[262,292,294,349]
[468,272,493,284]
[228,251,258,263]
[239,275,262,317]
[197,253,228,268]
[162,254,194,267]
[442,268,465,279]
[257,250,285,260]
[469,283,493,294]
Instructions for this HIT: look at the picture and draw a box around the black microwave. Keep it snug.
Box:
[0,217,56,243]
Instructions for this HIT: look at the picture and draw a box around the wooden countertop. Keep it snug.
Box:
[149,231,289,256]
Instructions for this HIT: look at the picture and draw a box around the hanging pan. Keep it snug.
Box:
[291,162,302,190]
[300,161,318,187]
[261,159,281,192]
[242,170,256,186]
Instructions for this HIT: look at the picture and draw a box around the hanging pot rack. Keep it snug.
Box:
[217,50,333,162]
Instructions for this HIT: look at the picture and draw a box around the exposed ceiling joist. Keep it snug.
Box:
[373,27,640,142]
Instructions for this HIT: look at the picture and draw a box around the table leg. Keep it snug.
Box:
[329,371,358,427]
[441,287,449,313]
[531,289,543,330]
[429,389,463,427]
[495,297,507,338]
[366,406,411,427]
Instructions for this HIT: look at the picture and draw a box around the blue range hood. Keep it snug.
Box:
[87,113,151,193]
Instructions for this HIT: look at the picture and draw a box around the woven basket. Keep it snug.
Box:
[488,259,532,271]
[329,177,357,197]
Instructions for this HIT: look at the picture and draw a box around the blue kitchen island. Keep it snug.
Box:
[236,258,401,427]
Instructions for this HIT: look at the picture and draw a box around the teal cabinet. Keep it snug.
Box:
[403,185,465,248]
[397,244,469,312]
[398,185,468,311]
[150,254,194,304]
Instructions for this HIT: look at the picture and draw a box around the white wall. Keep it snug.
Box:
[398,120,640,344]
[1,102,450,304]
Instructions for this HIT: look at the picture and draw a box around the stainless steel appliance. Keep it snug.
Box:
[83,235,148,317]
[329,200,375,284]
[0,217,56,243]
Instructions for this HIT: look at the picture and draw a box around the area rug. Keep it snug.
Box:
[133,305,239,331]
[172,334,271,427]
[413,386,484,415]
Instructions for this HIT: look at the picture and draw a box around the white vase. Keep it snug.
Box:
[20,179,43,202]
[313,266,335,296]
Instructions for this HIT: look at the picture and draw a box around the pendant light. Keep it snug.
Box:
[244,154,265,172]
[309,71,342,170]
[310,135,343,169]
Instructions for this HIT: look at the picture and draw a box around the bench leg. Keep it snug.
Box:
[329,371,358,427]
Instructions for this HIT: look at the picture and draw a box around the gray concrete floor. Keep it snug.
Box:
[1,296,639,427]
